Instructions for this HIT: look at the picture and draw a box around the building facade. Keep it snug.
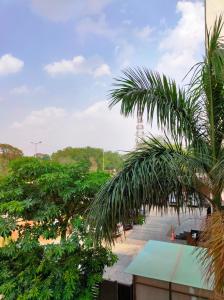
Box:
[205,0,224,33]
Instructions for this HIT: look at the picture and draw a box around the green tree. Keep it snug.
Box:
[0,158,115,299]
[104,151,124,171]
[52,146,123,172]
[0,144,23,176]
[35,153,50,160]
[90,18,224,295]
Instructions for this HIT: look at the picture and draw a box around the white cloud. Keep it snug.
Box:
[135,25,154,40]
[8,101,160,155]
[10,85,45,96]
[115,41,136,69]
[156,1,204,82]
[44,55,111,77]
[122,20,132,26]
[44,56,88,76]
[12,107,66,129]
[0,54,24,76]
[31,0,113,22]
[11,85,30,95]
[76,14,116,39]
[84,0,112,16]
[31,0,74,21]
[94,64,111,77]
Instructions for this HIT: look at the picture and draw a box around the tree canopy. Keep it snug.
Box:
[0,144,23,176]
[52,146,124,172]
[0,158,115,299]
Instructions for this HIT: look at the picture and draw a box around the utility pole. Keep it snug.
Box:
[31,141,42,157]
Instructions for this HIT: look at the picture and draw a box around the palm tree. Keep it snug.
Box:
[90,18,224,294]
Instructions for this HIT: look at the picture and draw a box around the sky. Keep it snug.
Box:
[0,0,205,155]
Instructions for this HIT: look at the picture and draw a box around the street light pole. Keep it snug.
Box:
[31,141,42,157]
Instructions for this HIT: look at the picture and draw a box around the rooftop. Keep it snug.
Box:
[125,240,212,291]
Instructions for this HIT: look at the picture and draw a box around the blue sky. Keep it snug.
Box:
[0,0,204,155]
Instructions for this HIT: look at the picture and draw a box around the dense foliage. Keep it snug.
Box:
[0,217,116,300]
[0,158,115,299]
[52,147,124,172]
[0,144,23,177]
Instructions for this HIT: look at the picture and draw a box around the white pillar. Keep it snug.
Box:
[205,0,224,33]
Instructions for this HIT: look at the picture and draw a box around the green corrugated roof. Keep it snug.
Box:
[125,240,212,290]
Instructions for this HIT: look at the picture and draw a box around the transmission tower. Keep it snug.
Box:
[136,110,144,146]
[31,141,42,157]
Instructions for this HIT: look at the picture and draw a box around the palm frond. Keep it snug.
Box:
[110,68,203,144]
[89,136,207,243]
[189,16,224,160]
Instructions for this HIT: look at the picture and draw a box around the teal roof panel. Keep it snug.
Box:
[125,240,212,290]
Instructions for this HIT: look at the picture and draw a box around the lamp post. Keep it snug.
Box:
[31,141,42,157]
